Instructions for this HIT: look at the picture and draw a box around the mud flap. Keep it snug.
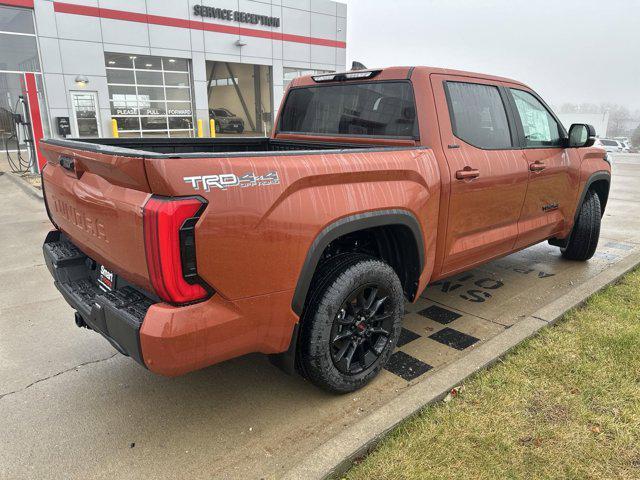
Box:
[268,323,300,375]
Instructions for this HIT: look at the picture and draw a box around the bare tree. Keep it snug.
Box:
[560,103,578,114]
[606,105,632,137]
[631,124,640,149]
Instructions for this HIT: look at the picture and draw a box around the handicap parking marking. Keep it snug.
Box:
[383,235,639,384]
[383,300,505,383]
[428,327,480,351]
[594,252,620,261]
[396,327,421,347]
[418,239,638,327]
[417,304,462,324]
[384,351,433,381]
[605,241,635,251]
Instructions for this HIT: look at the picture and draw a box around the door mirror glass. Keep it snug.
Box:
[568,123,596,148]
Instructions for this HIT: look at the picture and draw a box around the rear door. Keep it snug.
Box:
[505,88,581,249]
[431,75,529,276]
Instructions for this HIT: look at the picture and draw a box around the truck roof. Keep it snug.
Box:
[290,66,528,89]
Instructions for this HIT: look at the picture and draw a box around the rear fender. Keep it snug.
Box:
[290,209,425,316]
[271,210,424,375]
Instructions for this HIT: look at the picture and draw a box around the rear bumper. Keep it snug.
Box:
[43,230,154,366]
[43,230,299,377]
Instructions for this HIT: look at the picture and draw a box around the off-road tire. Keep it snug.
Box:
[298,254,404,393]
[561,189,601,260]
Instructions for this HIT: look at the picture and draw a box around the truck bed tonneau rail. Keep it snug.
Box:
[42,137,416,158]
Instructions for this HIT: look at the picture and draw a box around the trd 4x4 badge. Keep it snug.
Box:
[183,171,280,191]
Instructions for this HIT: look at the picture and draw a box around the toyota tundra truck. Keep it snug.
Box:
[41,66,610,393]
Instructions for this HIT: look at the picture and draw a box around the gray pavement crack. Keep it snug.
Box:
[0,353,118,400]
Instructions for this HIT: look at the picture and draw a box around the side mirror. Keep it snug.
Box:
[568,123,596,148]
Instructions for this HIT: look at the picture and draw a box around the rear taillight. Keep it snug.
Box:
[143,196,210,305]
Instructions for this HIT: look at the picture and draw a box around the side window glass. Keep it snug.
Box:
[445,81,512,149]
[510,89,562,147]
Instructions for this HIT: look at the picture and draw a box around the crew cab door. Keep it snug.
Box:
[431,75,529,276]
[505,88,581,249]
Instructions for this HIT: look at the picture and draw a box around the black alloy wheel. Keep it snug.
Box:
[298,254,404,393]
[330,284,393,375]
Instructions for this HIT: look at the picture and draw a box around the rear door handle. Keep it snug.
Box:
[529,161,546,172]
[455,167,480,180]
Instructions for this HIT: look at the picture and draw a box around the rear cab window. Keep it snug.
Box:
[444,81,513,150]
[278,81,418,139]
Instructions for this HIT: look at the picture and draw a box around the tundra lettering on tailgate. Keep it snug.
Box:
[183,171,280,192]
[53,197,108,242]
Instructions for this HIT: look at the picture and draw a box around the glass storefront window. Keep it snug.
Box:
[136,70,163,85]
[105,53,134,69]
[109,86,137,100]
[163,58,189,72]
[0,5,35,34]
[112,116,140,130]
[135,55,162,71]
[168,116,193,130]
[105,52,194,137]
[136,86,165,102]
[164,72,190,87]
[167,102,192,116]
[141,116,168,131]
[166,87,190,101]
[0,32,40,72]
[106,69,135,85]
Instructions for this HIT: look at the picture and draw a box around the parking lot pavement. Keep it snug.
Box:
[1,154,640,480]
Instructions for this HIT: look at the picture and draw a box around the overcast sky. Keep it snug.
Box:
[342,0,640,112]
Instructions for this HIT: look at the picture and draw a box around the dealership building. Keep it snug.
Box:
[0,0,346,169]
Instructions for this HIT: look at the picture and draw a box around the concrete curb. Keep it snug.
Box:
[1,170,43,201]
[282,249,640,480]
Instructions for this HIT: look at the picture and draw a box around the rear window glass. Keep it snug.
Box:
[601,139,618,146]
[278,82,418,138]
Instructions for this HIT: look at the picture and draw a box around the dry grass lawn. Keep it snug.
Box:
[343,268,640,480]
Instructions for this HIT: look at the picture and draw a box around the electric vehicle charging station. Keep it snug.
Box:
[1,72,46,174]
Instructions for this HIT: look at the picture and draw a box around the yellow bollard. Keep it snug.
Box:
[111,118,119,138]
[197,119,203,138]
[210,119,216,138]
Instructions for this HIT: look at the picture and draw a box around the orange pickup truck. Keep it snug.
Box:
[41,66,610,393]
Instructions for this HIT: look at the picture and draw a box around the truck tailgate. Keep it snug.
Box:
[41,141,153,292]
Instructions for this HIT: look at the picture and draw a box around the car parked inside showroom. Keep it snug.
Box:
[209,108,245,134]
